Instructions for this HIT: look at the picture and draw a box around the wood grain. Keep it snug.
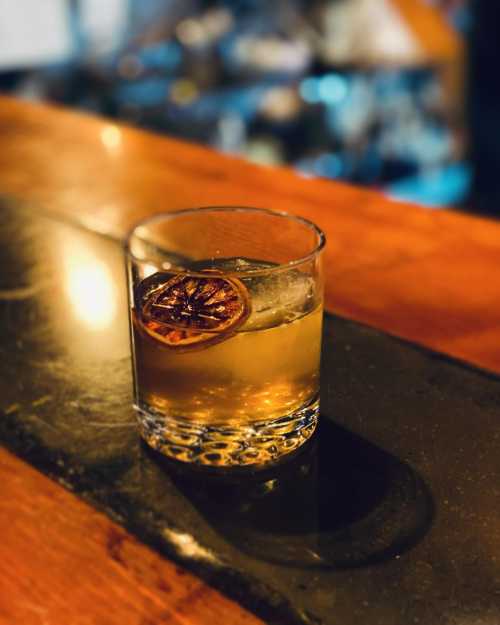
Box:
[1,96,500,373]
[0,448,263,625]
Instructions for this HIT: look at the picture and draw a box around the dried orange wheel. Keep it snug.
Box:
[138,273,250,350]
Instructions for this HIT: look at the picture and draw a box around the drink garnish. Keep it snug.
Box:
[137,272,250,350]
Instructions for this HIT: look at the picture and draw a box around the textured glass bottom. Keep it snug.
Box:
[135,395,319,467]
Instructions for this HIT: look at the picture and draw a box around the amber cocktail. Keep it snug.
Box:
[126,208,325,467]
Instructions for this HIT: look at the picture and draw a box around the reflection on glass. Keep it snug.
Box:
[142,262,158,278]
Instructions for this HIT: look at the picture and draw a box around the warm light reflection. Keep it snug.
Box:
[62,241,117,331]
[100,124,122,152]
[162,528,219,563]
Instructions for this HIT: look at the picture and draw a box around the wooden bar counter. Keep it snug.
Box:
[1,97,499,625]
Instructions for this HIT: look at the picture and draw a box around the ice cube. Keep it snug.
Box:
[243,269,316,331]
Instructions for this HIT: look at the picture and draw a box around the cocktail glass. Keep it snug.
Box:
[125,207,325,467]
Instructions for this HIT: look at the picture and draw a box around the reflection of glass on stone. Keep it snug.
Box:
[126,207,325,468]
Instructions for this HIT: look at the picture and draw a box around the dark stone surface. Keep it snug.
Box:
[1,200,500,625]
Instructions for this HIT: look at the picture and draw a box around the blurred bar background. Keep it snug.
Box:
[1,0,488,212]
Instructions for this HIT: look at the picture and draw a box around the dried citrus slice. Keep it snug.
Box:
[137,273,250,350]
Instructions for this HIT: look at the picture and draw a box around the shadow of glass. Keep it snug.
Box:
[147,417,434,569]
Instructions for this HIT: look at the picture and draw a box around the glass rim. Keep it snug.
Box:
[124,206,326,277]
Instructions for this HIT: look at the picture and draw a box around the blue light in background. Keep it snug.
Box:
[295,152,345,180]
[116,78,172,106]
[318,74,348,104]
[300,74,348,105]
[137,41,182,71]
[299,77,319,103]
[385,163,472,208]
[315,153,344,178]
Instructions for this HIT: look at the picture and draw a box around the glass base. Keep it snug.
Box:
[135,395,319,467]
